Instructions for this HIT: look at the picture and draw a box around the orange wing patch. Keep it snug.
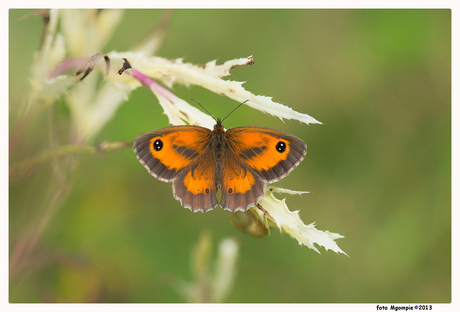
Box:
[227,127,307,183]
[220,149,265,212]
[227,128,291,170]
[182,164,215,195]
[173,151,218,212]
[233,132,290,171]
[148,131,203,170]
[221,165,255,194]
[134,126,211,181]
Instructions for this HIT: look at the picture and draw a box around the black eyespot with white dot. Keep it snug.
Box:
[205,188,210,194]
[276,141,287,153]
[153,139,163,151]
[228,188,233,194]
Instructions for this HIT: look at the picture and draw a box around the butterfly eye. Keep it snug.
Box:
[153,139,163,151]
[275,141,287,153]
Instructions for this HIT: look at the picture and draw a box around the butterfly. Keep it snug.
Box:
[133,104,307,213]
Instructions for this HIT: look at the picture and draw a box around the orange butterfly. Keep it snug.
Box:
[134,105,307,212]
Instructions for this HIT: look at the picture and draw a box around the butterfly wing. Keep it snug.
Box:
[134,126,217,211]
[226,127,307,183]
[219,147,266,212]
[173,147,218,212]
[134,126,211,181]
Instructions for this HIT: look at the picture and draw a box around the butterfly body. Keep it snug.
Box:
[134,119,307,212]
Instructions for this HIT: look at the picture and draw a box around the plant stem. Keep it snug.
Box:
[9,141,132,177]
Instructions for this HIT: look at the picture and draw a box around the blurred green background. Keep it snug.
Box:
[9,9,451,303]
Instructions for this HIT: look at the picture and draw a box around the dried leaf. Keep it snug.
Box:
[74,52,110,80]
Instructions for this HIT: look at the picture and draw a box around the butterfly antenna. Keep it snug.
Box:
[191,98,216,121]
[221,100,249,123]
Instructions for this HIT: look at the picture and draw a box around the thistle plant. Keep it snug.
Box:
[10,8,346,302]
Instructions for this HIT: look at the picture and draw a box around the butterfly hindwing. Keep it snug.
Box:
[219,148,266,212]
[173,147,218,212]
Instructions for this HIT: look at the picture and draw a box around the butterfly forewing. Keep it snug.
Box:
[226,127,307,183]
[133,126,211,181]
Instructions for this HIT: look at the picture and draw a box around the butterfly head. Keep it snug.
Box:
[213,118,224,130]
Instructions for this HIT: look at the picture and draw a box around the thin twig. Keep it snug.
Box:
[9,141,132,176]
